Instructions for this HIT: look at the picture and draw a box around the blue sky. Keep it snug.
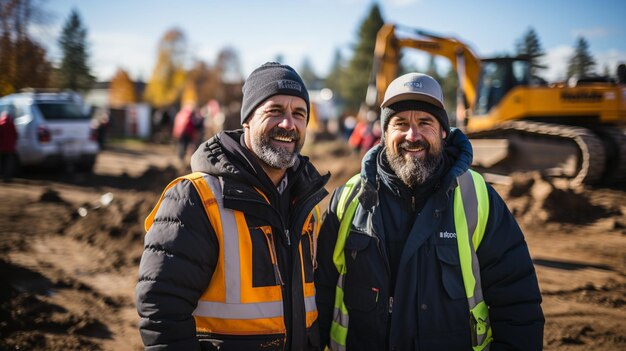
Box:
[34,0,626,83]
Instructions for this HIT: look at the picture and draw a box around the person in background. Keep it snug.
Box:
[172,105,198,164]
[137,62,329,350]
[91,107,110,150]
[315,73,544,350]
[0,111,18,182]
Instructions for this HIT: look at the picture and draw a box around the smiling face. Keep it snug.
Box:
[243,94,307,171]
[384,110,447,188]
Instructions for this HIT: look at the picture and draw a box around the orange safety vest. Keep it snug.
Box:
[145,172,320,339]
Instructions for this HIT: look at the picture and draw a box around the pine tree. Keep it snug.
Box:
[515,27,547,81]
[325,48,345,101]
[566,36,596,79]
[441,66,459,120]
[425,56,441,81]
[57,9,94,92]
[342,3,384,113]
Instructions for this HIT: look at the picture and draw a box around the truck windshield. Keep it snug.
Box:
[36,102,88,120]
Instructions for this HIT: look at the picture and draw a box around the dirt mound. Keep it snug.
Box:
[0,163,168,350]
[65,194,153,268]
[0,259,105,350]
[40,188,70,204]
[545,323,626,348]
[501,172,617,226]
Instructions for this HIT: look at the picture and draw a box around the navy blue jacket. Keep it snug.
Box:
[315,129,544,350]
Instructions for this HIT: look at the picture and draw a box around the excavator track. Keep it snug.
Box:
[598,127,626,183]
[469,121,608,186]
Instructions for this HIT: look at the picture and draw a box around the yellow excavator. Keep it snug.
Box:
[367,24,626,185]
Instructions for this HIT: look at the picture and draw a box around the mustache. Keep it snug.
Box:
[399,140,429,150]
[268,127,300,141]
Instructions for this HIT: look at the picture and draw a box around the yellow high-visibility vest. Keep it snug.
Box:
[330,170,492,351]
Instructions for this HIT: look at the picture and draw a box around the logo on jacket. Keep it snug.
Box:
[439,231,456,239]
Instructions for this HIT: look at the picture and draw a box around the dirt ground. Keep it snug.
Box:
[1,139,625,350]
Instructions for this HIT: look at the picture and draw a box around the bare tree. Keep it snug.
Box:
[215,47,243,84]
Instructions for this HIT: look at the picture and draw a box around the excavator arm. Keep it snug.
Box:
[368,24,481,113]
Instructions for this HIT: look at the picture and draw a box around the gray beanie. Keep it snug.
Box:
[240,62,310,124]
[380,73,450,137]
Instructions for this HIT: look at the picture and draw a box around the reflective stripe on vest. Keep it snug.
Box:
[145,172,318,335]
[330,174,362,351]
[330,170,492,351]
[454,170,492,350]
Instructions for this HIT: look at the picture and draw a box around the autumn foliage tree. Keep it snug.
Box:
[0,0,52,95]
[109,69,136,108]
[143,28,188,108]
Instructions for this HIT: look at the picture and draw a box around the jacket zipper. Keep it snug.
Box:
[284,229,290,246]
[264,231,285,286]
[371,178,393,316]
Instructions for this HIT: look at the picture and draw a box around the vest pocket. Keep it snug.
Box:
[343,284,378,312]
[250,226,282,287]
[344,231,371,259]
[436,245,466,300]
[301,229,314,283]
[343,233,378,312]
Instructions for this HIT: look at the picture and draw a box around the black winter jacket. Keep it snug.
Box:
[315,129,544,350]
[136,130,329,350]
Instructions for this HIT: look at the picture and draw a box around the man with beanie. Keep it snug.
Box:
[315,73,544,350]
[137,62,329,351]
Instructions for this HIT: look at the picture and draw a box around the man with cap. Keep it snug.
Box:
[137,62,329,350]
[315,73,544,350]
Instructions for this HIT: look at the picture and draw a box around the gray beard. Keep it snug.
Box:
[385,147,442,188]
[250,133,299,170]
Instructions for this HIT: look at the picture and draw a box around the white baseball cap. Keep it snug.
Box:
[380,73,445,109]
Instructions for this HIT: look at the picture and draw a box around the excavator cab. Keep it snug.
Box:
[474,57,531,115]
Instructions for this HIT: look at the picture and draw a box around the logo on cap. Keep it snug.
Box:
[404,81,423,90]
[277,80,302,92]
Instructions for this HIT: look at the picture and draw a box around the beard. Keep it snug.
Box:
[385,138,443,188]
[250,126,303,169]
